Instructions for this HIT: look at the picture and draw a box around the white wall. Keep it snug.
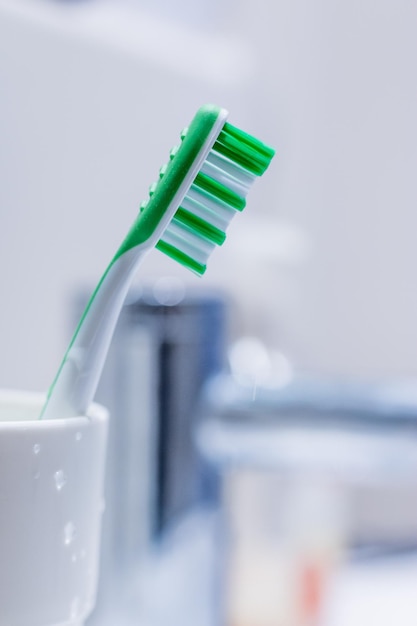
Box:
[0,0,417,394]
[240,0,417,380]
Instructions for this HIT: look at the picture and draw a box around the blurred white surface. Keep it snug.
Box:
[0,0,253,85]
[92,509,417,626]
[323,554,417,626]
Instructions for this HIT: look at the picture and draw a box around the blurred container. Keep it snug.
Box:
[197,373,417,626]
[74,282,228,623]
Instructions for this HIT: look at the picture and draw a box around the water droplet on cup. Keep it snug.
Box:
[33,443,41,455]
[71,553,77,563]
[54,470,67,491]
[33,471,40,480]
[64,521,76,546]
[75,431,82,442]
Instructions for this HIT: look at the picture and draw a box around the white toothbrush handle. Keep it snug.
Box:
[41,247,148,419]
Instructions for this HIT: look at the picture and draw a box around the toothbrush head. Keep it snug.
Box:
[116,104,275,275]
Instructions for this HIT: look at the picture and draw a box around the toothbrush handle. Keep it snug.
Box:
[41,248,148,419]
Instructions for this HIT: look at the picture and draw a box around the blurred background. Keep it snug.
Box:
[1,0,417,624]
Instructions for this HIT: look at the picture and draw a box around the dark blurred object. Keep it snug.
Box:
[125,284,228,534]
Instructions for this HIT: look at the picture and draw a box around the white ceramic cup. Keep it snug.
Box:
[0,390,108,626]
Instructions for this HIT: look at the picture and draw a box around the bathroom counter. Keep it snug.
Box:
[91,508,417,626]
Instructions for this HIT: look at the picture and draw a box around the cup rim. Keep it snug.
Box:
[0,388,108,427]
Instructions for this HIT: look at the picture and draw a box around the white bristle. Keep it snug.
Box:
[181,194,230,232]
[200,159,249,197]
[160,219,216,265]
[187,185,237,226]
[205,150,256,191]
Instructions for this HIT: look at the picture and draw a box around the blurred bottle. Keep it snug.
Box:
[222,470,346,626]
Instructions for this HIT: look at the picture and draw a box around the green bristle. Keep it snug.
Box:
[193,172,246,211]
[213,122,275,176]
[174,208,226,245]
[156,240,206,275]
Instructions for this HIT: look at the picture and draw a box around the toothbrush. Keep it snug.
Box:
[40,104,275,419]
